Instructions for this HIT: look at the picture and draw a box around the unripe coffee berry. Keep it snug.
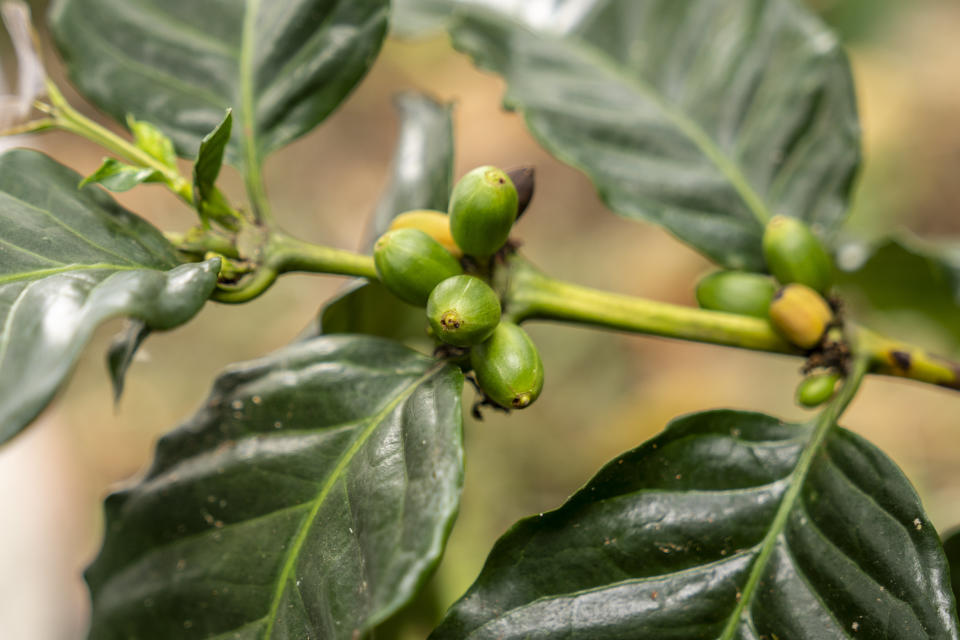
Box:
[373,228,463,306]
[762,215,834,293]
[427,275,501,347]
[695,271,776,318]
[796,372,841,408]
[448,165,518,258]
[471,322,544,410]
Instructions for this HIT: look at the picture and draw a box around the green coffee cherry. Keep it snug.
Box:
[695,271,776,318]
[471,322,544,410]
[373,228,463,306]
[388,209,462,258]
[427,275,501,347]
[762,215,834,293]
[768,283,834,350]
[796,372,841,408]
[448,165,519,258]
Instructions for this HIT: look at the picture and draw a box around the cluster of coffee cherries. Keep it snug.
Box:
[694,215,844,408]
[373,166,543,412]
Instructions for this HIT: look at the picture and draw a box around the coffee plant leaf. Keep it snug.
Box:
[106,320,151,402]
[79,157,165,193]
[367,91,455,249]
[943,528,960,611]
[0,149,219,444]
[431,409,959,639]
[49,0,390,171]
[85,335,464,640]
[445,0,860,270]
[838,235,960,350]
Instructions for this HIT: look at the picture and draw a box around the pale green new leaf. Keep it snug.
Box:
[80,157,164,192]
[127,115,178,169]
[192,109,232,204]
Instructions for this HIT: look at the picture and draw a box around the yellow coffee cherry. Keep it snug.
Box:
[768,283,833,350]
[388,209,462,258]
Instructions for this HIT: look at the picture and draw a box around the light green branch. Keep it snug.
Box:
[503,258,960,393]
[503,258,796,353]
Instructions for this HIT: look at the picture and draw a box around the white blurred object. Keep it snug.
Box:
[0,1,47,130]
[0,415,90,640]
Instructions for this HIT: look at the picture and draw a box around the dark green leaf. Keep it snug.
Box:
[127,114,178,169]
[192,109,232,205]
[80,157,164,192]
[838,236,960,349]
[318,280,429,344]
[432,410,959,639]
[367,91,455,249]
[943,528,960,609]
[86,335,465,640]
[0,149,219,444]
[49,0,390,171]
[106,320,151,402]
[447,0,860,270]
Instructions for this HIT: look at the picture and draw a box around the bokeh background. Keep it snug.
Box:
[2,1,960,637]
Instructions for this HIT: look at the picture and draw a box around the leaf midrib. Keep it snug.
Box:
[0,263,145,286]
[718,359,868,637]
[240,0,261,176]
[260,360,446,638]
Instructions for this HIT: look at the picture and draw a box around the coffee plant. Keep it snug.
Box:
[2,0,960,638]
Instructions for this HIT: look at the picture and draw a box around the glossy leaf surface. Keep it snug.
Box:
[432,410,959,639]
[86,335,464,640]
[366,91,455,250]
[446,0,860,269]
[943,528,960,608]
[106,320,151,401]
[317,91,453,342]
[0,149,218,444]
[319,280,428,344]
[49,0,390,170]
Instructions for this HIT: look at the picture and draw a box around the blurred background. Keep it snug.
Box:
[2,0,960,637]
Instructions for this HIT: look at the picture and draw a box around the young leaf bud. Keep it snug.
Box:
[762,215,834,293]
[795,372,841,408]
[471,322,544,410]
[388,209,462,258]
[768,283,834,350]
[373,228,463,306]
[695,271,776,318]
[506,165,535,220]
[427,275,501,347]
[448,165,519,258]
